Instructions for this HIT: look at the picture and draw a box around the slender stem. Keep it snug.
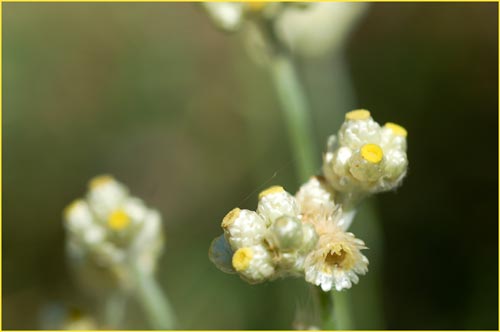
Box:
[316,286,335,329]
[260,18,356,331]
[131,264,176,330]
[269,51,318,183]
[331,290,353,330]
[104,290,128,329]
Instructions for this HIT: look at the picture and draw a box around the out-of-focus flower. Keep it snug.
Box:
[323,109,408,196]
[202,2,283,32]
[275,2,369,58]
[39,305,98,330]
[64,175,164,290]
[202,2,368,60]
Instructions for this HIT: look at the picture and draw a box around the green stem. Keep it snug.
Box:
[331,291,353,329]
[269,53,318,182]
[260,19,354,331]
[315,286,353,330]
[132,264,176,330]
[316,286,335,329]
[104,290,127,329]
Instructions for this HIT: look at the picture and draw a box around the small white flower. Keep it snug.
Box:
[63,175,164,288]
[304,223,368,292]
[257,186,300,225]
[323,109,408,194]
[232,245,275,283]
[202,2,245,31]
[86,175,129,222]
[202,2,282,32]
[295,176,336,218]
[275,2,369,58]
[221,208,267,249]
[210,185,318,283]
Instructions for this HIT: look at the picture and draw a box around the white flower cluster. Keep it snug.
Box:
[64,175,164,288]
[202,2,368,58]
[323,109,408,195]
[210,110,408,292]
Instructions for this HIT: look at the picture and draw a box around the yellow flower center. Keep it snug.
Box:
[232,247,253,271]
[324,244,355,270]
[246,2,266,12]
[360,144,383,164]
[385,122,408,137]
[258,185,284,200]
[345,109,371,121]
[63,199,83,220]
[221,207,241,229]
[89,175,114,189]
[325,249,347,267]
[108,209,130,230]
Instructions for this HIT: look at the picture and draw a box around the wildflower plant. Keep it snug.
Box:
[200,2,399,329]
[63,175,175,329]
[64,175,163,290]
[210,110,408,325]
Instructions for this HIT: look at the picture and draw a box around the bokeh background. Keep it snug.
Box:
[3,2,498,330]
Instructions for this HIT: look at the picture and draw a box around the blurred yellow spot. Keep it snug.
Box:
[246,2,266,11]
[232,248,253,271]
[64,199,83,219]
[89,175,114,189]
[258,186,284,200]
[345,109,371,121]
[108,209,130,230]
[361,144,383,164]
[385,122,408,137]
[68,307,84,321]
[222,208,241,228]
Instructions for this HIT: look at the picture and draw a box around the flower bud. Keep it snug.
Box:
[257,186,300,225]
[270,215,303,251]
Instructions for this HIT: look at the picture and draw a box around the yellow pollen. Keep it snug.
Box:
[108,209,130,230]
[324,244,355,270]
[232,248,253,271]
[345,109,371,121]
[360,144,383,164]
[63,199,83,219]
[246,2,266,11]
[221,208,241,229]
[89,175,114,189]
[385,122,408,137]
[258,185,285,200]
[325,249,347,267]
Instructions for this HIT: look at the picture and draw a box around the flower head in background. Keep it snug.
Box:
[202,2,369,60]
[202,2,283,32]
[64,175,164,290]
[39,304,98,330]
[275,2,369,58]
[323,110,408,196]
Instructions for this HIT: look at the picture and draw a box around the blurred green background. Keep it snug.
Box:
[3,2,498,330]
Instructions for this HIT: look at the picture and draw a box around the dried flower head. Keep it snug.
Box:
[210,178,369,291]
[210,185,318,284]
